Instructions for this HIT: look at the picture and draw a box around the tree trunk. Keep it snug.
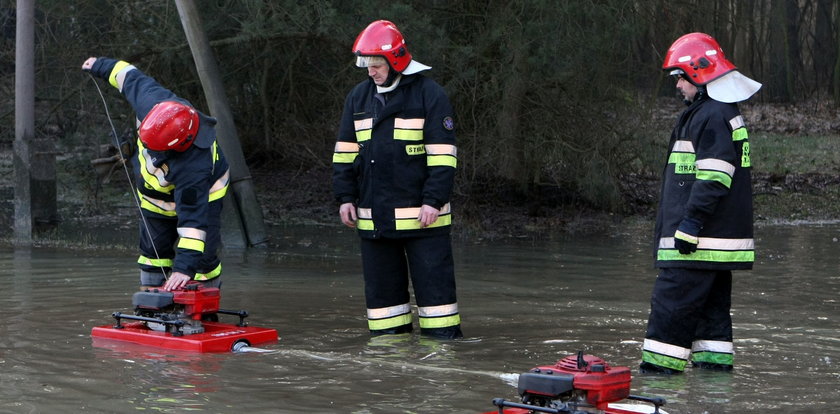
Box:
[175,0,269,248]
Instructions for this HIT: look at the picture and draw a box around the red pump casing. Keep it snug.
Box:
[524,354,631,410]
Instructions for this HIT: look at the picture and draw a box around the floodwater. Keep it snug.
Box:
[1,223,839,414]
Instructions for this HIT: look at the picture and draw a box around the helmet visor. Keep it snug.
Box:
[356,55,388,68]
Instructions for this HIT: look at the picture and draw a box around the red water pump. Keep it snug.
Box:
[487,352,666,414]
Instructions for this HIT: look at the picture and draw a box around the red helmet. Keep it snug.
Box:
[352,20,412,73]
[138,101,199,152]
[662,33,736,86]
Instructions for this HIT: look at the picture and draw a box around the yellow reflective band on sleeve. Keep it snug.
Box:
[395,213,451,231]
[108,60,132,89]
[668,152,696,165]
[177,237,205,253]
[427,155,457,168]
[368,313,413,331]
[355,130,371,142]
[394,129,423,141]
[138,191,177,216]
[137,255,173,267]
[696,170,732,188]
[208,176,229,202]
[193,262,222,281]
[419,314,461,329]
[357,218,375,231]
[333,152,358,164]
[732,128,749,141]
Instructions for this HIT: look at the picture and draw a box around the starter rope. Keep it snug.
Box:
[87,74,169,281]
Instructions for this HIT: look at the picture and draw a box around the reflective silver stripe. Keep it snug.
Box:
[729,115,745,130]
[394,202,451,219]
[114,65,137,92]
[672,140,695,153]
[367,303,411,319]
[177,227,206,241]
[425,144,457,157]
[334,142,360,152]
[354,118,373,131]
[696,158,735,176]
[643,338,691,360]
[357,208,372,219]
[418,303,459,317]
[141,149,171,187]
[394,118,425,129]
[692,340,733,354]
[659,237,755,250]
[140,194,176,212]
[209,170,230,194]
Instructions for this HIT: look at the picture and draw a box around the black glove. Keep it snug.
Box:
[674,217,702,254]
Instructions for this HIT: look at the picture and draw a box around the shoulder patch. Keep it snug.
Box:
[442,116,455,131]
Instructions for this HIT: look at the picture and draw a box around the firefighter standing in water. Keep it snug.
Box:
[640,33,761,373]
[83,57,229,292]
[332,20,462,339]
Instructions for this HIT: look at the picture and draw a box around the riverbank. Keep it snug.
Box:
[2,100,839,247]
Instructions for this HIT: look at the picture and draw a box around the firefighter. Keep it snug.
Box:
[332,20,462,339]
[640,33,761,374]
[82,57,229,292]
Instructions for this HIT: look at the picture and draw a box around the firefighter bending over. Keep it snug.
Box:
[83,57,229,292]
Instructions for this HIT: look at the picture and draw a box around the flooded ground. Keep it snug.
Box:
[1,223,839,413]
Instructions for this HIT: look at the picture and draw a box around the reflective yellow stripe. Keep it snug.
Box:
[368,313,413,331]
[137,255,173,267]
[194,262,222,281]
[357,218,375,230]
[394,129,423,141]
[395,213,451,230]
[178,237,205,253]
[419,314,461,329]
[427,154,457,168]
[108,60,132,89]
[355,129,371,142]
[209,182,228,202]
[674,230,698,244]
[696,169,732,187]
[138,191,177,216]
[333,153,358,164]
[732,128,749,141]
[668,152,696,164]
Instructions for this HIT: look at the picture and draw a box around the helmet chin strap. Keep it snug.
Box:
[684,86,707,106]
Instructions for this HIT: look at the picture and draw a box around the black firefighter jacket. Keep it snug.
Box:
[654,94,754,270]
[89,58,230,276]
[332,74,458,239]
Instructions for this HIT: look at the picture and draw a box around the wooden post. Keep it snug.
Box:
[174,0,269,248]
[13,0,35,245]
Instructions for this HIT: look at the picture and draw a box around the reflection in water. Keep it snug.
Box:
[0,223,838,413]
